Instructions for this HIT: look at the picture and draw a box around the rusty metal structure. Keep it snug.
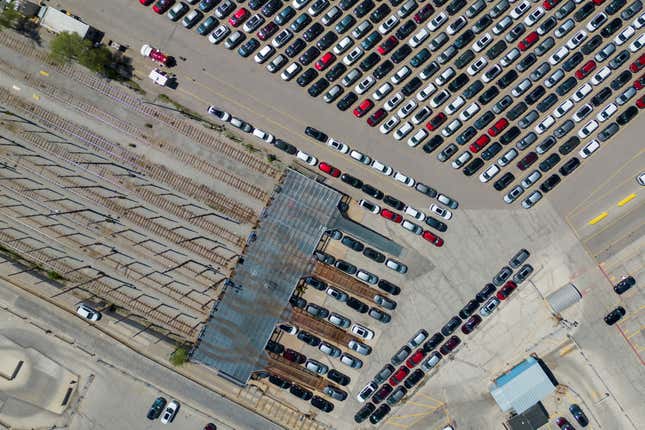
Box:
[311,261,386,303]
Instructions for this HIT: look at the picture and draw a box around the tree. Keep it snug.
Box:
[0,0,22,29]
[49,32,87,64]
[169,346,189,366]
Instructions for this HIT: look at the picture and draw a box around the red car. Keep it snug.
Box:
[372,384,393,404]
[229,7,250,27]
[637,95,645,109]
[153,0,175,14]
[381,209,403,223]
[283,348,306,364]
[630,54,645,73]
[258,22,278,41]
[414,4,435,24]
[543,0,560,9]
[367,108,386,126]
[426,112,447,131]
[575,60,596,79]
[439,336,461,355]
[517,151,538,170]
[140,0,155,5]
[555,417,575,430]
[592,0,606,4]
[377,36,398,55]
[488,118,508,137]
[496,281,517,300]
[634,74,645,90]
[315,52,336,71]
[388,366,410,386]
[518,31,539,51]
[469,134,490,153]
[318,162,341,177]
[405,349,426,368]
[461,315,482,334]
[353,99,374,117]
[422,230,444,247]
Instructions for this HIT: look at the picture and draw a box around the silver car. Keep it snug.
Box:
[504,185,525,203]
[521,190,543,208]
[340,353,363,368]
[328,312,351,328]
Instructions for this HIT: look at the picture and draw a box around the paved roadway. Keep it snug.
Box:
[0,279,281,430]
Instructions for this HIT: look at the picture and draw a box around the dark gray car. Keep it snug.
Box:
[598,122,619,141]
[512,264,534,284]
[493,266,513,286]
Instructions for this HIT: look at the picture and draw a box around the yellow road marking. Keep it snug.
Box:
[588,212,608,225]
[583,201,644,242]
[559,344,575,356]
[32,93,39,100]
[625,326,644,339]
[39,70,49,76]
[617,193,636,206]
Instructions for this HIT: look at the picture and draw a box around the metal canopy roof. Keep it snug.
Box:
[490,357,556,414]
[192,170,341,385]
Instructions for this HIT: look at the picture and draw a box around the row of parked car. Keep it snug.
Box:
[604,274,636,325]
[352,248,533,424]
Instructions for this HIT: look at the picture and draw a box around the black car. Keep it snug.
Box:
[476,283,497,303]
[421,61,441,80]
[563,52,583,72]
[341,235,364,251]
[591,87,612,106]
[308,78,329,97]
[537,93,558,113]
[402,77,422,96]
[340,172,363,188]
[422,332,445,352]
[290,13,312,32]
[327,369,351,385]
[559,136,581,155]
[538,15,557,34]
[289,294,306,309]
[374,59,394,79]
[403,369,425,389]
[285,38,306,57]
[395,19,417,40]
[453,29,475,49]
[383,195,405,210]
[557,76,577,96]
[364,247,386,263]
[360,52,381,71]
[410,48,431,67]
[441,316,462,336]
[391,44,413,63]
[369,404,391,424]
[574,1,595,22]
[493,172,515,191]
[370,3,391,23]
[265,339,285,354]
[311,395,334,412]
[355,403,376,423]
[487,39,507,60]
[617,106,638,125]
[482,142,503,160]
[500,126,520,145]
[317,31,338,50]
[506,23,526,43]
[378,279,401,295]
[290,385,313,400]
[601,17,623,37]
[447,0,466,14]
[425,216,447,232]
[340,0,359,9]
[526,85,546,104]
[297,68,318,86]
[335,259,357,274]
[605,0,626,15]
[604,306,626,325]
[464,80,485,99]
[238,39,260,57]
[455,49,475,69]
[325,62,346,81]
[581,34,603,55]
[569,404,589,427]
[422,134,444,152]
[539,153,561,172]
[611,69,632,90]
[147,397,167,420]
[337,91,358,111]
[346,296,369,313]
[473,110,494,129]
[297,330,321,346]
[261,0,282,16]
[507,102,528,121]
[274,6,296,24]
[354,0,375,17]
[498,70,518,89]
[299,46,320,65]
[269,374,292,389]
[459,300,480,319]
[305,126,328,142]
[516,53,537,72]
[559,157,580,176]
[249,0,269,10]
[361,183,384,199]
[456,126,477,145]
[473,13,493,33]
[478,86,500,105]
[614,275,635,294]
[540,174,561,193]
[448,73,469,91]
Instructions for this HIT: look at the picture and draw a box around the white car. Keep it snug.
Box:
[272,29,293,48]
[252,128,274,143]
[393,171,415,187]
[590,66,611,85]
[397,99,418,119]
[512,78,532,97]
[510,0,531,19]
[596,103,617,122]
[459,102,480,121]
[296,150,317,165]
[467,57,488,75]
[479,164,500,182]
[393,122,414,140]
[333,36,354,55]
[416,83,437,101]
[572,103,593,122]
[451,151,472,169]
[359,199,381,213]
[254,45,275,63]
[409,28,430,47]
[553,99,574,118]
[629,33,645,52]
[566,30,587,49]
[586,12,608,32]
[427,12,448,31]
[352,324,375,340]
[578,120,599,138]
[571,83,593,102]
[207,105,231,121]
[391,66,412,84]
[281,62,301,81]
[472,32,493,52]
[435,67,456,86]
[292,0,311,10]
[524,6,545,26]
[535,115,555,134]
[344,46,365,65]
[76,304,101,321]
[405,206,426,221]
[385,258,408,273]
[407,128,428,147]
[634,11,645,29]
[500,47,521,66]
[446,16,467,35]
[401,219,423,234]
[160,400,179,424]
[614,25,635,46]
[371,160,393,176]
[521,170,542,189]
[379,14,400,34]
[379,115,400,134]
[412,106,432,125]
[357,382,378,403]
[356,270,378,284]
[441,118,462,137]
[305,359,329,375]
[498,148,518,166]
[549,46,569,65]
[373,82,393,100]
[579,139,600,158]
[350,150,371,165]
[385,92,405,111]
[429,204,452,219]
[327,138,350,153]
[444,96,465,115]
[355,76,376,94]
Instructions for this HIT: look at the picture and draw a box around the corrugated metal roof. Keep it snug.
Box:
[38,7,89,37]
[547,283,582,314]
[490,359,556,414]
